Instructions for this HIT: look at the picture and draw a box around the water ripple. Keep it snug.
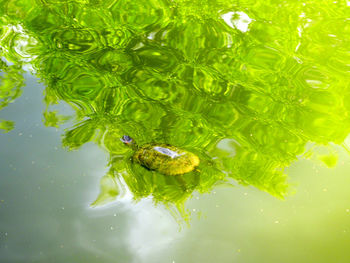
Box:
[1,0,350,210]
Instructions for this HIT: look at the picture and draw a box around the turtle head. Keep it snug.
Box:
[120,135,135,147]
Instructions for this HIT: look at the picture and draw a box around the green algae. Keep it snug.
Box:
[0,0,350,214]
[0,58,24,132]
[318,154,338,168]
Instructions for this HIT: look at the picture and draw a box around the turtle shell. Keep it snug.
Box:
[133,143,200,175]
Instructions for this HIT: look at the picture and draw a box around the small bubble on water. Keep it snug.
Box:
[275,220,279,224]
[346,209,349,213]
[113,213,117,216]
[110,226,114,230]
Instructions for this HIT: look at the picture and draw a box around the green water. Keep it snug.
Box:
[1,0,350,262]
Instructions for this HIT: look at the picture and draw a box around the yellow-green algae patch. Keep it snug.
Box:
[318,154,338,168]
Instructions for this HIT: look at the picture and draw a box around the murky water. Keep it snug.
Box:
[1,0,350,262]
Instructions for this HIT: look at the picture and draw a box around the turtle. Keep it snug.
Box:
[120,135,200,176]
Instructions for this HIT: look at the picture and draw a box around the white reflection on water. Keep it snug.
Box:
[126,200,184,263]
[221,11,253,33]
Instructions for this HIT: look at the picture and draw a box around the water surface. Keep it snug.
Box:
[1,0,350,262]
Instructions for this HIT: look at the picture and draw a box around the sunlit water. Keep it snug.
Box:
[1,0,350,262]
[2,74,350,262]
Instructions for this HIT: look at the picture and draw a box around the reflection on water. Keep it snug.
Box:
[0,57,24,132]
[1,1,350,217]
[1,1,350,262]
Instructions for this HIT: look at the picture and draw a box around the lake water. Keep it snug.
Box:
[1,0,350,262]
